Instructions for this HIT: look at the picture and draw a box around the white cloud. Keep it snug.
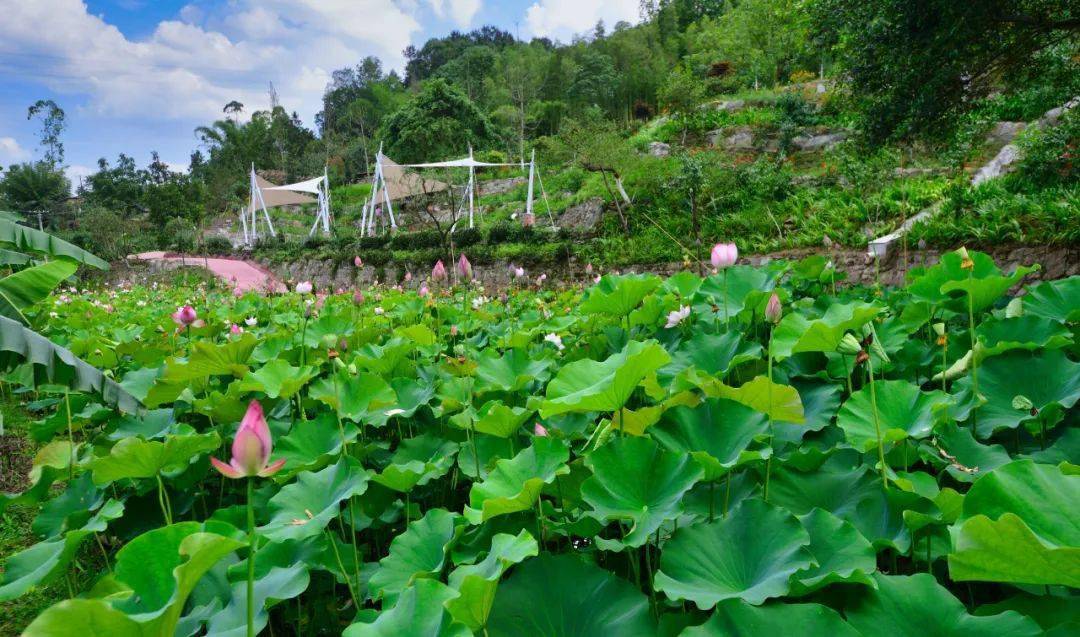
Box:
[0,0,424,126]
[65,164,94,193]
[0,137,31,165]
[429,0,481,26]
[525,0,639,40]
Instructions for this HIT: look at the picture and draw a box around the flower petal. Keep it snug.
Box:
[257,458,287,478]
[211,456,245,479]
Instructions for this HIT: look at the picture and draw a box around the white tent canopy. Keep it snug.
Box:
[361,145,555,237]
[242,165,332,244]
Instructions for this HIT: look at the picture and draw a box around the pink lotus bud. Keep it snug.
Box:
[405,271,413,282]
[711,243,738,269]
[450,325,459,336]
[233,287,243,298]
[172,305,198,326]
[432,260,448,281]
[210,401,285,479]
[353,290,364,305]
[522,213,535,227]
[534,423,548,437]
[765,293,782,324]
[230,324,243,335]
[514,266,525,278]
[419,285,429,297]
[457,254,472,281]
[354,256,363,268]
[585,263,593,274]
[336,287,345,295]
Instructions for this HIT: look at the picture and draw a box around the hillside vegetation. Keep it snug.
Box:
[1,0,1076,267]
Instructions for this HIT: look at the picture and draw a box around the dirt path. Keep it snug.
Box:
[131,251,287,293]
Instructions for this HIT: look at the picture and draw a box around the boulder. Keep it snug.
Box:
[710,126,754,150]
[792,131,846,151]
[648,141,671,157]
[714,99,745,112]
[558,198,604,230]
[985,121,1026,146]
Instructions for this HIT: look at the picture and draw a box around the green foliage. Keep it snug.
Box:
[381,79,501,163]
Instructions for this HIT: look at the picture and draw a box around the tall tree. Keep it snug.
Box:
[811,0,1080,141]
[26,100,66,168]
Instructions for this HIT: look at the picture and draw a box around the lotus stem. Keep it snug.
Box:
[867,356,889,490]
[156,473,173,525]
[64,389,75,480]
[722,269,729,329]
[966,280,979,423]
[764,328,774,502]
[246,478,256,637]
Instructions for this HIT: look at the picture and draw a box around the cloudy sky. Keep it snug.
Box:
[0,0,641,185]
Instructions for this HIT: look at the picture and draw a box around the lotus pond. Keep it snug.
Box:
[1,249,1077,636]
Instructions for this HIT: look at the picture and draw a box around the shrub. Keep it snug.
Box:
[204,236,233,255]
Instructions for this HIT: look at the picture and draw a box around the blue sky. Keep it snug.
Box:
[0,0,640,187]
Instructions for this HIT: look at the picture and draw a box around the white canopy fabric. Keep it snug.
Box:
[254,174,316,208]
[265,175,324,195]
[400,157,519,169]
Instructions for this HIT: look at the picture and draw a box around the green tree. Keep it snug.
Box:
[26,99,66,168]
[658,65,707,143]
[0,162,70,227]
[811,0,1080,142]
[381,79,501,163]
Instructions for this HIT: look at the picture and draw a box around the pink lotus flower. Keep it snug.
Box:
[210,401,285,479]
[233,287,243,298]
[457,254,472,281]
[296,281,313,295]
[353,291,364,305]
[765,293,782,324]
[172,305,199,326]
[419,285,429,297]
[711,243,738,269]
[230,323,243,335]
[354,256,363,268]
[534,423,548,437]
[432,260,448,281]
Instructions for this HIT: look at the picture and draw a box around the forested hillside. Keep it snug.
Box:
[1,0,1076,266]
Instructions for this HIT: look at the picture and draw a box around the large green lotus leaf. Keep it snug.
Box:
[274,412,357,478]
[652,398,769,481]
[696,266,778,319]
[1022,276,1080,323]
[260,456,370,542]
[975,593,1080,633]
[308,370,396,423]
[91,431,220,484]
[768,459,928,552]
[977,315,1073,357]
[659,331,762,382]
[923,421,1011,483]
[372,434,459,492]
[790,508,876,595]
[206,538,321,637]
[681,599,860,636]
[774,381,841,444]
[445,530,539,631]
[836,380,948,452]
[0,259,77,324]
[580,436,703,549]
[368,508,460,605]
[693,374,805,423]
[770,301,882,361]
[470,400,534,438]
[108,521,244,633]
[394,323,437,346]
[845,573,1041,637]
[487,554,654,637]
[32,472,103,539]
[949,460,1080,587]
[345,579,470,637]
[22,599,143,637]
[579,273,662,317]
[236,359,318,399]
[539,340,671,418]
[388,377,435,418]
[464,437,570,524]
[654,498,813,608]
[162,333,258,381]
[955,350,1080,438]
[662,270,703,299]
[908,250,1036,313]
[475,348,552,393]
[0,499,123,601]
[940,267,1039,315]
